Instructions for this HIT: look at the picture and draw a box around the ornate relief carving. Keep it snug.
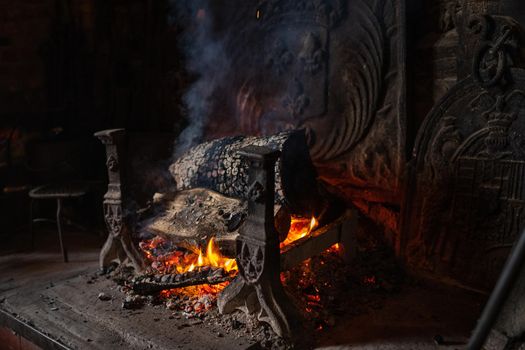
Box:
[239,242,265,283]
[304,0,396,164]
[106,154,119,172]
[225,0,405,199]
[282,79,309,118]
[298,32,324,75]
[219,146,300,340]
[405,15,525,289]
[266,39,294,76]
[104,202,123,237]
[247,181,265,204]
[94,128,145,273]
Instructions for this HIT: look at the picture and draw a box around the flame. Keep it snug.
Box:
[140,236,237,276]
[140,212,348,312]
[280,216,318,249]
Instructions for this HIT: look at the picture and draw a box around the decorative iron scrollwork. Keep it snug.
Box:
[106,155,119,172]
[247,181,265,203]
[239,242,264,283]
[104,203,123,237]
[470,16,518,87]
[218,146,299,340]
[406,15,525,289]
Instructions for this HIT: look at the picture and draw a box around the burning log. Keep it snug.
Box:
[142,187,292,253]
[169,130,325,218]
[131,267,232,295]
[142,188,247,250]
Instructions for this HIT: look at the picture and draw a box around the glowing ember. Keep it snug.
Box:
[139,236,237,300]
[280,216,318,249]
[140,236,237,288]
[139,213,336,307]
[140,236,237,275]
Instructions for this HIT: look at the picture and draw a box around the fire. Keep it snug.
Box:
[140,214,330,304]
[280,216,318,249]
[140,236,237,276]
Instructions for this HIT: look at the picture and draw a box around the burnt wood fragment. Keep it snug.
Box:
[280,209,357,271]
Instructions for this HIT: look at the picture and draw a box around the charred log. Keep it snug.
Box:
[169,130,325,217]
[142,188,292,252]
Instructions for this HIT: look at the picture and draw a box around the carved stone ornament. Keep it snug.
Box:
[404,15,525,290]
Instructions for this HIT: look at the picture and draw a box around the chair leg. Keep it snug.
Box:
[56,198,68,262]
[29,199,35,251]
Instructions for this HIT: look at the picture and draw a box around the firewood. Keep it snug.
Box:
[142,188,291,253]
[169,130,324,217]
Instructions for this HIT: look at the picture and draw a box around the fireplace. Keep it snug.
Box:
[89,0,409,343]
[94,127,358,344]
[2,0,525,349]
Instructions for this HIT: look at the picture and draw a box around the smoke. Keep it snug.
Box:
[169,0,231,159]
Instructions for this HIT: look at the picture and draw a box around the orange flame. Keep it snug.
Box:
[141,213,333,302]
[141,236,237,275]
[280,216,318,249]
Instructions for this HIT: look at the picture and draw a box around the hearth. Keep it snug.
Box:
[86,2,525,349]
[94,128,357,345]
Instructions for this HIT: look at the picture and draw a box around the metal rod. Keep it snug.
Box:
[467,227,525,350]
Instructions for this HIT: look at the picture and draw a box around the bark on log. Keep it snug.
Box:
[143,188,246,246]
[141,188,291,255]
[169,130,324,217]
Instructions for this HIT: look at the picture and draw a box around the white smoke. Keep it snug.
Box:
[170,1,231,159]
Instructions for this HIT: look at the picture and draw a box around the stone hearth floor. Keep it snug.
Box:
[0,228,485,349]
